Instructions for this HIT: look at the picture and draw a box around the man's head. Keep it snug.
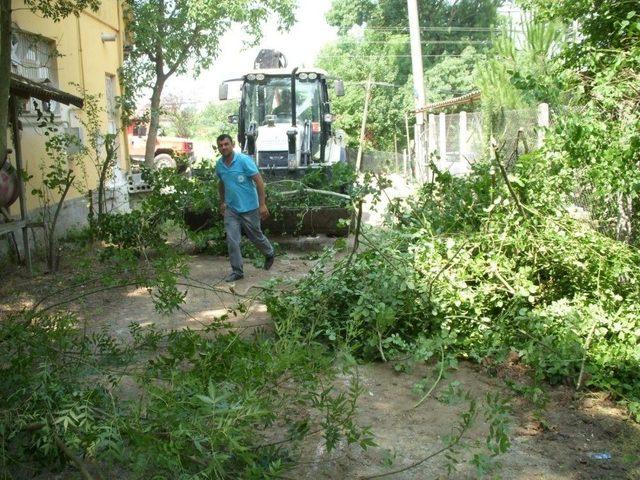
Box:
[280,89,291,107]
[216,134,234,158]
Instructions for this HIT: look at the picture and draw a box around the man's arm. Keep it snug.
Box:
[252,173,270,220]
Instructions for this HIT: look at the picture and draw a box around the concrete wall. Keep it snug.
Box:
[8,0,129,214]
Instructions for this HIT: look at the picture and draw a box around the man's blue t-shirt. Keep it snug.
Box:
[216,152,260,213]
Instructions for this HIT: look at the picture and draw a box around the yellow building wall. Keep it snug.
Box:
[10,0,128,213]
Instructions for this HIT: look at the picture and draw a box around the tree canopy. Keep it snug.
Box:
[121,0,296,166]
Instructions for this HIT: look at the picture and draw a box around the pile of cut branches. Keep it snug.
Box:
[267,150,640,421]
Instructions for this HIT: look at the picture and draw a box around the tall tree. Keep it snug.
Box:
[0,0,100,173]
[327,0,502,53]
[121,0,296,167]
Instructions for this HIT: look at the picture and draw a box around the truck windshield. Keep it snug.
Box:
[243,76,321,126]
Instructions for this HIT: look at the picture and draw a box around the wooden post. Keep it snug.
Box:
[355,76,372,172]
[414,124,423,182]
[404,112,411,148]
[404,113,412,178]
[394,131,398,172]
[403,148,408,177]
[9,96,32,274]
[459,110,467,162]
[537,103,549,147]
[0,0,11,166]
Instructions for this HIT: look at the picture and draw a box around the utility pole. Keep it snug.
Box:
[356,75,373,173]
[407,0,427,182]
[355,78,399,173]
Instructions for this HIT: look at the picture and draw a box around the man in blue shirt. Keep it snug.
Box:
[216,134,274,282]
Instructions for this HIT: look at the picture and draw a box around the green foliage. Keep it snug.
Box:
[475,19,567,140]
[93,162,358,311]
[93,165,223,311]
[326,0,502,41]
[161,94,198,138]
[266,162,357,209]
[195,100,239,141]
[0,312,373,478]
[316,34,410,150]
[27,102,84,271]
[120,0,296,165]
[267,154,640,419]
[507,0,640,244]
[122,0,293,92]
[422,46,484,105]
[97,163,222,249]
[520,0,640,68]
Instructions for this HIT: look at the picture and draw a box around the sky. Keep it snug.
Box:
[163,0,338,109]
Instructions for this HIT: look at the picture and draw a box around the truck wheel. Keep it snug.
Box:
[153,153,176,169]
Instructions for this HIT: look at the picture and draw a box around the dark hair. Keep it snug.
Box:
[216,134,234,144]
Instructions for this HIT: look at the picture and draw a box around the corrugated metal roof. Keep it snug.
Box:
[10,74,84,108]
[416,90,481,113]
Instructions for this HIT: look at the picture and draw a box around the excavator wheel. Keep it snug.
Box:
[153,153,176,169]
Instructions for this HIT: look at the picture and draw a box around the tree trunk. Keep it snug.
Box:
[47,171,74,272]
[98,134,115,216]
[144,76,165,168]
[0,0,12,164]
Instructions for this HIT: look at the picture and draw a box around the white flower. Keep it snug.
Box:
[159,185,177,195]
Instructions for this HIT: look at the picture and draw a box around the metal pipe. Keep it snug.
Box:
[290,67,298,127]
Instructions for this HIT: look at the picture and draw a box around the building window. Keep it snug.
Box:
[11,30,59,115]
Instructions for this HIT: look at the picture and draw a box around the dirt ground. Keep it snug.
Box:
[290,362,640,479]
[2,234,639,479]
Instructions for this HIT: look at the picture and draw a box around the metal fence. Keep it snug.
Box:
[420,103,550,180]
[346,148,405,175]
[348,103,550,184]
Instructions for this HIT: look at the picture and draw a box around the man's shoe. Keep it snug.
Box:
[224,272,244,282]
[263,255,275,271]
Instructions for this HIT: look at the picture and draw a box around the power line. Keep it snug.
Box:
[333,39,492,44]
[363,26,507,32]
[336,54,467,58]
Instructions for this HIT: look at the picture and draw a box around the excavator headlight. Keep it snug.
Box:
[308,73,318,80]
[298,72,308,80]
[247,74,257,80]
[256,73,265,80]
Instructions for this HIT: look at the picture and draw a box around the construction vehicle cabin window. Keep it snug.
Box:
[242,77,321,126]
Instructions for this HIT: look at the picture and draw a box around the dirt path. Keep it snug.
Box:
[1,243,320,337]
[70,253,314,337]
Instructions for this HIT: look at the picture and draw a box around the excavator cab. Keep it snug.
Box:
[220,52,346,175]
